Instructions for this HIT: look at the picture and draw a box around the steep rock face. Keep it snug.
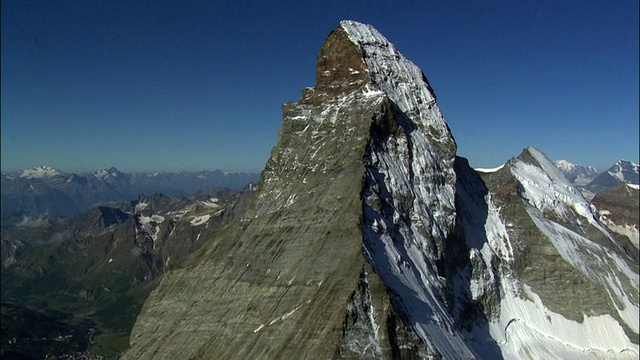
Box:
[124,21,447,360]
[348,22,477,359]
[592,183,640,250]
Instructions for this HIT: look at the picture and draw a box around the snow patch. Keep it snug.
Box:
[135,201,149,213]
[136,214,165,243]
[201,198,222,208]
[190,214,211,226]
[490,280,639,359]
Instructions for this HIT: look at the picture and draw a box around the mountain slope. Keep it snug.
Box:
[476,147,638,358]
[592,183,640,249]
[1,188,251,358]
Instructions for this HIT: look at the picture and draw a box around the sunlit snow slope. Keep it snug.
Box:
[473,147,639,359]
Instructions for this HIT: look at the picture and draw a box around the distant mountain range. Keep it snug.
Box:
[550,159,639,200]
[553,160,599,186]
[1,166,259,217]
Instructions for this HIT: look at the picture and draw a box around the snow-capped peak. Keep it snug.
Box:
[93,167,121,179]
[554,159,598,175]
[585,159,639,193]
[608,160,640,183]
[19,166,61,179]
[510,147,596,222]
[339,20,452,144]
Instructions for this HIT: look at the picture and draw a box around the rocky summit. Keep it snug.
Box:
[123,21,639,359]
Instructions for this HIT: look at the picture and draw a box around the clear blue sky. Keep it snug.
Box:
[2,0,638,173]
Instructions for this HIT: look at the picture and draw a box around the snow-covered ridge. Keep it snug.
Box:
[457,152,640,358]
[475,164,505,173]
[510,147,598,224]
[340,20,452,143]
[93,167,121,179]
[346,19,471,359]
[494,148,640,357]
[19,166,61,179]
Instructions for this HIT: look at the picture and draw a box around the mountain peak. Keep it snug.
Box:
[93,166,122,179]
[516,146,565,179]
[586,159,640,192]
[511,146,596,222]
[554,159,598,173]
[612,159,639,174]
[339,20,448,143]
[553,159,599,185]
[124,21,464,359]
[308,23,371,98]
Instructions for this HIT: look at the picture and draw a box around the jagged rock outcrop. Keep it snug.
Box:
[123,21,639,360]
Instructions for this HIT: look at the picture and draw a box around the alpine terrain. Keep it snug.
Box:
[121,21,638,359]
[1,166,258,217]
[1,187,254,358]
[585,160,640,194]
[554,160,599,190]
